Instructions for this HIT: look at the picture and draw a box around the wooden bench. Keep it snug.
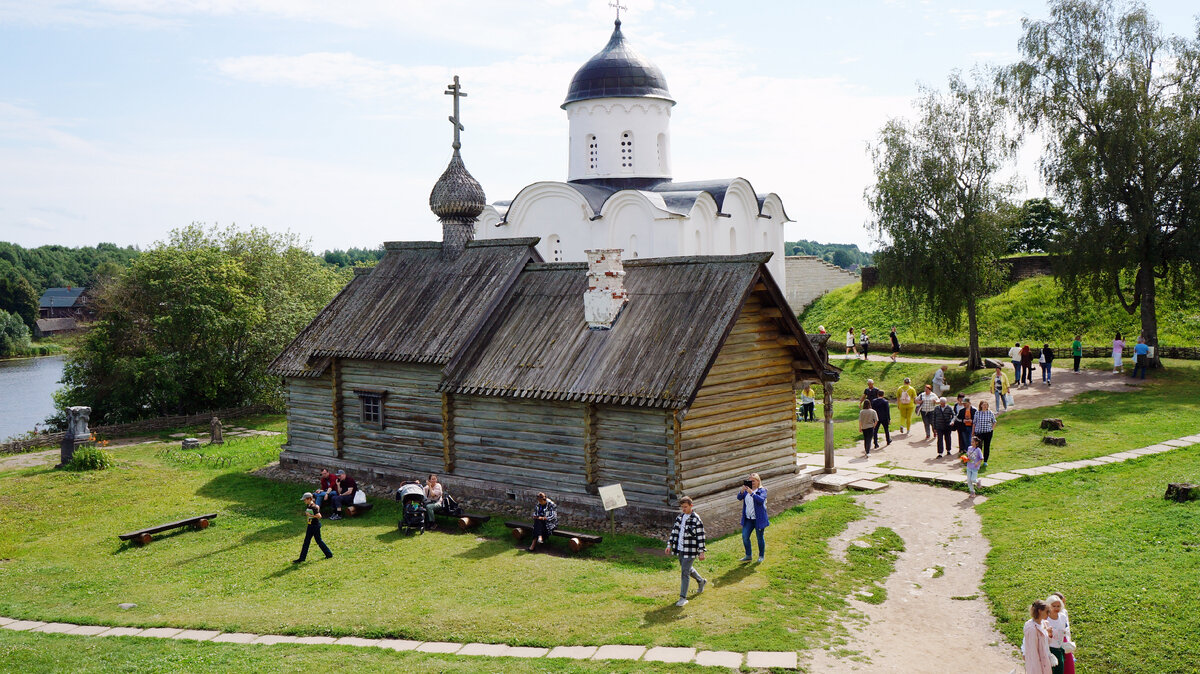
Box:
[320,502,373,517]
[453,513,491,531]
[119,513,218,545]
[504,521,602,552]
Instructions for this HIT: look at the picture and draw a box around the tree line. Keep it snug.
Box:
[785,240,873,270]
[867,0,1200,369]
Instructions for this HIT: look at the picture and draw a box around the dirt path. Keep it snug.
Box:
[803,482,1020,672]
[829,354,962,365]
[829,368,1141,474]
[0,448,58,472]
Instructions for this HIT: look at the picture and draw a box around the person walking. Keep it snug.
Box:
[973,401,997,469]
[859,328,870,361]
[798,384,816,422]
[895,377,917,433]
[1131,336,1149,379]
[889,326,900,362]
[664,496,706,607]
[1021,344,1035,386]
[1050,592,1077,674]
[991,366,1011,411]
[964,436,984,497]
[1046,595,1070,674]
[871,393,891,449]
[1022,600,1055,674]
[1071,335,1083,373]
[736,473,769,563]
[1010,341,1023,385]
[1112,332,1125,374]
[1040,344,1055,386]
[916,384,939,440]
[294,492,333,563]
[858,400,879,456]
[932,397,955,457]
[846,327,857,358]
[953,395,974,454]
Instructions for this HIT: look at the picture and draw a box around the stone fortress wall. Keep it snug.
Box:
[784,255,860,312]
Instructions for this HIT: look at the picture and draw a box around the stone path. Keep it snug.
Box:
[802,482,1020,672]
[0,617,798,670]
[829,354,961,364]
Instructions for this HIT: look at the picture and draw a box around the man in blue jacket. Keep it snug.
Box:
[736,473,769,563]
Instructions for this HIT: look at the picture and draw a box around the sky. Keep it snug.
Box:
[1,1,1197,254]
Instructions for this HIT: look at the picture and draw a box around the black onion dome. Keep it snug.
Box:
[562,19,674,108]
[429,150,486,222]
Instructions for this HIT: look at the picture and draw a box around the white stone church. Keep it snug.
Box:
[475,18,790,285]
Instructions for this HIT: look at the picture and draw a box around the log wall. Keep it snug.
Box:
[283,374,336,461]
[339,360,444,474]
[679,295,797,499]
[594,405,674,506]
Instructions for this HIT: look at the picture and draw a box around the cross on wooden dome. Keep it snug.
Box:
[444,75,467,151]
[609,1,627,22]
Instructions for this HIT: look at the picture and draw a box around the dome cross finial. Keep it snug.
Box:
[444,75,467,151]
[609,1,626,24]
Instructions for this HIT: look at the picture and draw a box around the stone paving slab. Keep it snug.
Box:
[847,479,890,491]
[1010,468,1041,476]
[1128,447,1162,455]
[140,627,183,639]
[96,627,146,638]
[985,471,1022,481]
[1031,466,1063,474]
[33,622,79,633]
[416,641,463,654]
[503,646,550,658]
[334,636,380,648]
[378,639,422,651]
[592,644,646,660]
[210,632,257,643]
[1091,455,1122,464]
[3,620,46,632]
[547,645,599,659]
[1076,459,1106,467]
[1048,462,1079,470]
[1163,439,1192,447]
[975,478,1003,489]
[932,474,966,485]
[814,472,866,486]
[1109,451,1142,460]
[294,636,338,645]
[1140,445,1175,454]
[0,617,12,626]
[252,634,298,645]
[695,650,744,668]
[746,650,798,669]
[172,629,220,641]
[888,468,943,480]
[643,646,697,663]
[458,643,511,657]
[66,625,111,636]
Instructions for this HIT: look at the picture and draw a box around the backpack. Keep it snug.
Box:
[899,389,912,405]
[442,492,464,518]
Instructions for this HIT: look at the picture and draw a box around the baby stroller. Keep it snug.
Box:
[396,482,427,534]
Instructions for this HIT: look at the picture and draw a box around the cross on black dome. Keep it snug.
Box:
[562,19,674,108]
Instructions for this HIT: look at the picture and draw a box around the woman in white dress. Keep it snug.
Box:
[1022,599,1054,674]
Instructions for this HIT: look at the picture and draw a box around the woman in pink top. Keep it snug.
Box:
[1022,600,1054,674]
[1112,332,1125,374]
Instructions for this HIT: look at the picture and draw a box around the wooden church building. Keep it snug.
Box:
[269,84,836,533]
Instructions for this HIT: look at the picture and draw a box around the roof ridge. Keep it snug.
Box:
[466,237,540,248]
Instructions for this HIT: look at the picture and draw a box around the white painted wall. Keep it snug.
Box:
[565,98,673,181]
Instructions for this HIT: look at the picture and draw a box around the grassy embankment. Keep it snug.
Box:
[0,420,902,656]
[978,445,1200,673]
[800,275,1200,347]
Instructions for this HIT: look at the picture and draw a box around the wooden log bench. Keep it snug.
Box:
[119,513,218,546]
[320,502,373,517]
[504,521,602,552]
[453,513,491,531]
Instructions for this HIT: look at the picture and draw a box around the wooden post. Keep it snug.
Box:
[583,404,598,490]
[331,358,344,459]
[441,393,455,473]
[823,381,835,474]
[671,411,683,504]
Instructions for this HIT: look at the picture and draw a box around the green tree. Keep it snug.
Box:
[1002,0,1200,360]
[1009,198,1067,253]
[0,310,32,357]
[55,225,348,425]
[866,72,1017,369]
[0,269,39,330]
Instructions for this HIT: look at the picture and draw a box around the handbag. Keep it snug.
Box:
[1004,392,1014,406]
[353,489,367,505]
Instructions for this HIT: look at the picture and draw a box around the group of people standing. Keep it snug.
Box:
[1008,342,1057,387]
[1023,593,1077,673]
[1112,332,1152,379]
[845,326,902,362]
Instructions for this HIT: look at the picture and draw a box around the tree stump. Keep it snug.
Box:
[1164,483,1198,503]
[1041,419,1065,430]
[1042,436,1067,446]
[181,438,201,450]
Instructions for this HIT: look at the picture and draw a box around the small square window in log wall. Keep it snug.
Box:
[353,389,387,430]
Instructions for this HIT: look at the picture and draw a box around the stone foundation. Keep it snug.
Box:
[277,450,813,538]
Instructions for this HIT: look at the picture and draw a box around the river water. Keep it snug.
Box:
[0,355,66,440]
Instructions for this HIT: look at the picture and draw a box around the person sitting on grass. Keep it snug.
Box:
[665,496,707,607]
[329,469,357,520]
[528,492,557,551]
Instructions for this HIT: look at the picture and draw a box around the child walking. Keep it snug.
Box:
[965,437,984,497]
[294,492,333,563]
[665,496,707,607]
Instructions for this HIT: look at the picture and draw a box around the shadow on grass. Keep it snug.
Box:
[715,562,757,587]
[641,601,688,627]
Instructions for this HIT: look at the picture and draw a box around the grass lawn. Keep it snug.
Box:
[0,630,713,673]
[978,444,1200,673]
[0,428,902,655]
[976,359,1200,474]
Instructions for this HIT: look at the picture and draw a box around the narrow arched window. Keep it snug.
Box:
[657,133,667,173]
[587,135,598,173]
[762,231,768,252]
[628,234,638,258]
[729,227,737,253]
[620,131,633,172]
[693,229,702,254]
[547,234,563,262]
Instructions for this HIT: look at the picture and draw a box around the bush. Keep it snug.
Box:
[63,446,114,471]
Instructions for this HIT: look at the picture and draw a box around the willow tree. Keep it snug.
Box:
[866,72,1017,370]
[1003,0,1200,363]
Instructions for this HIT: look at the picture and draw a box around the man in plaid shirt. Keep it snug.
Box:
[665,496,707,607]
[916,384,939,439]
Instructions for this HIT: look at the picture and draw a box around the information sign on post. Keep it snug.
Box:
[597,483,626,538]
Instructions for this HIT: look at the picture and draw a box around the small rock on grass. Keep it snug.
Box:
[118,603,136,610]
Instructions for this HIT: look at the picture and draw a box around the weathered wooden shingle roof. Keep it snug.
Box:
[439,253,828,409]
[268,239,539,378]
